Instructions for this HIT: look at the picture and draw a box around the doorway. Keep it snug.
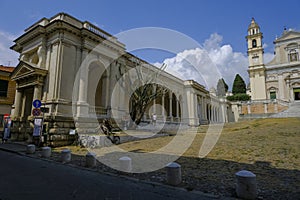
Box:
[23,88,34,119]
[293,88,300,101]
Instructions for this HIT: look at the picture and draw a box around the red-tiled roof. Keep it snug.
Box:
[0,65,15,73]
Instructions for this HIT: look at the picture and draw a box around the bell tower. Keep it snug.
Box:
[246,18,267,100]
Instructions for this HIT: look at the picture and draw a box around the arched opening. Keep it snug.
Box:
[87,61,107,115]
[252,39,257,48]
[172,93,177,118]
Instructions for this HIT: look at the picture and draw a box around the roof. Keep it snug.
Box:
[248,18,260,30]
[274,30,300,43]
[0,65,15,73]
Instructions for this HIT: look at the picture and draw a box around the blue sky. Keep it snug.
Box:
[0,0,299,88]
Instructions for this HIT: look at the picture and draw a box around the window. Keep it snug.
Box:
[288,49,299,62]
[0,114,3,127]
[0,80,9,97]
[270,91,276,100]
[252,39,257,48]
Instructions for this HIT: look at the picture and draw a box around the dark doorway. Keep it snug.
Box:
[293,88,300,100]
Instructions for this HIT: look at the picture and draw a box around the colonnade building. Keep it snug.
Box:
[9,13,232,144]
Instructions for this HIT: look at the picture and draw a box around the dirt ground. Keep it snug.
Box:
[53,118,300,199]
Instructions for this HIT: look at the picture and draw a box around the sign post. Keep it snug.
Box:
[32,99,42,109]
[32,99,44,146]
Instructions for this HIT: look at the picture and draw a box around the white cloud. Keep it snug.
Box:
[156,33,249,91]
[262,43,268,49]
[264,52,275,64]
[0,30,19,66]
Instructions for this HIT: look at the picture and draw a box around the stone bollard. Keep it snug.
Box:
[235,170,257,200]
[41,147,51,158]
[119,156,132,172]
[26,144,36,154]
[61,149,71,163]
[86,152,96,167]
[166,162,182,186]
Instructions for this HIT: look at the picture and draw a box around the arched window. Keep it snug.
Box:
[252,39,257,48]
[288,49,299,62]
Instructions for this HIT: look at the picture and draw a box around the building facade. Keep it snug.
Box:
[247,18,300,102]
[239,18,300,118]
[10,13,232,145]
[0,66,16,128]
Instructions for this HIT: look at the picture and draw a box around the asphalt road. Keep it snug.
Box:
[0,150,215,200]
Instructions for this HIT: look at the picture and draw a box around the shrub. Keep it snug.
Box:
[226,93,250,101]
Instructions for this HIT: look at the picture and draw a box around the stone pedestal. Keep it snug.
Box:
[166,162,181,186]
[119,156,132,172]
[41,147,51,158]
[86,152,96,167]
[26,144,36,154]
[236,170,257,200]
[61,149,71,163]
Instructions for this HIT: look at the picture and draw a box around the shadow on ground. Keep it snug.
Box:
[44,148,300,200]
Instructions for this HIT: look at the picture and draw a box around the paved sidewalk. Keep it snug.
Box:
[0,141,28,154]
[0,141,231,200]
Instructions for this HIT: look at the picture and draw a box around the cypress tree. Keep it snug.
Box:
[232,74,246,94]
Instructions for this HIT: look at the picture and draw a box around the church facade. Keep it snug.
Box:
[9,13,232,145]
[237,18,300,118]
[247,18,300,102]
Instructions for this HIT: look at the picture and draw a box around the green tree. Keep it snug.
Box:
[232,74,246,94]
[216,78,228,97]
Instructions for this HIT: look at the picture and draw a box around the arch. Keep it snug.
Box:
[252,39,257,48]
[87,61,108,115]
[267,86,278,100]
[287,42,298,48]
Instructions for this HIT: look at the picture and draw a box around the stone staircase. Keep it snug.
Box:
[271,101,300,118]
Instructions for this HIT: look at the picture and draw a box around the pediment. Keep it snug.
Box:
[11,60,47,81]
[276,31,300,43]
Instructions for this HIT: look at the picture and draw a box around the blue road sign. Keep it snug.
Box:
[32,99,42,108]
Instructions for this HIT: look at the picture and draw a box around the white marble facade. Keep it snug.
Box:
[247,18,300,102]
[9,13,232,140]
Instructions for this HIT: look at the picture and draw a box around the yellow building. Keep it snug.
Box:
[0,65,16,127]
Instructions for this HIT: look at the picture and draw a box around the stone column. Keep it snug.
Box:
[201,96,205,119]
[194,94,198,123]
[247,102,251,114]
[203,98,207,120]
[13,89,23,118]
[32,84,42,111]
[33,84,42,100]
[162,93,165,121]
[169,91,173,121]
[176,99,179,119]
[274,102,278,113]
[153,86,156,114]
[264,101,268,114]
[77,61,89,117]
[212,107,215,123]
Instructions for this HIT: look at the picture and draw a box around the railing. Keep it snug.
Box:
[275,99,290,107]
[83,22,114,40]
[239,99,289,105]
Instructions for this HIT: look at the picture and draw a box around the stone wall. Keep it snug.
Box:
[240,101,288,115]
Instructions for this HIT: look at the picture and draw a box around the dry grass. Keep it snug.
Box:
[117,118,300,170]
[52,118,300,199]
